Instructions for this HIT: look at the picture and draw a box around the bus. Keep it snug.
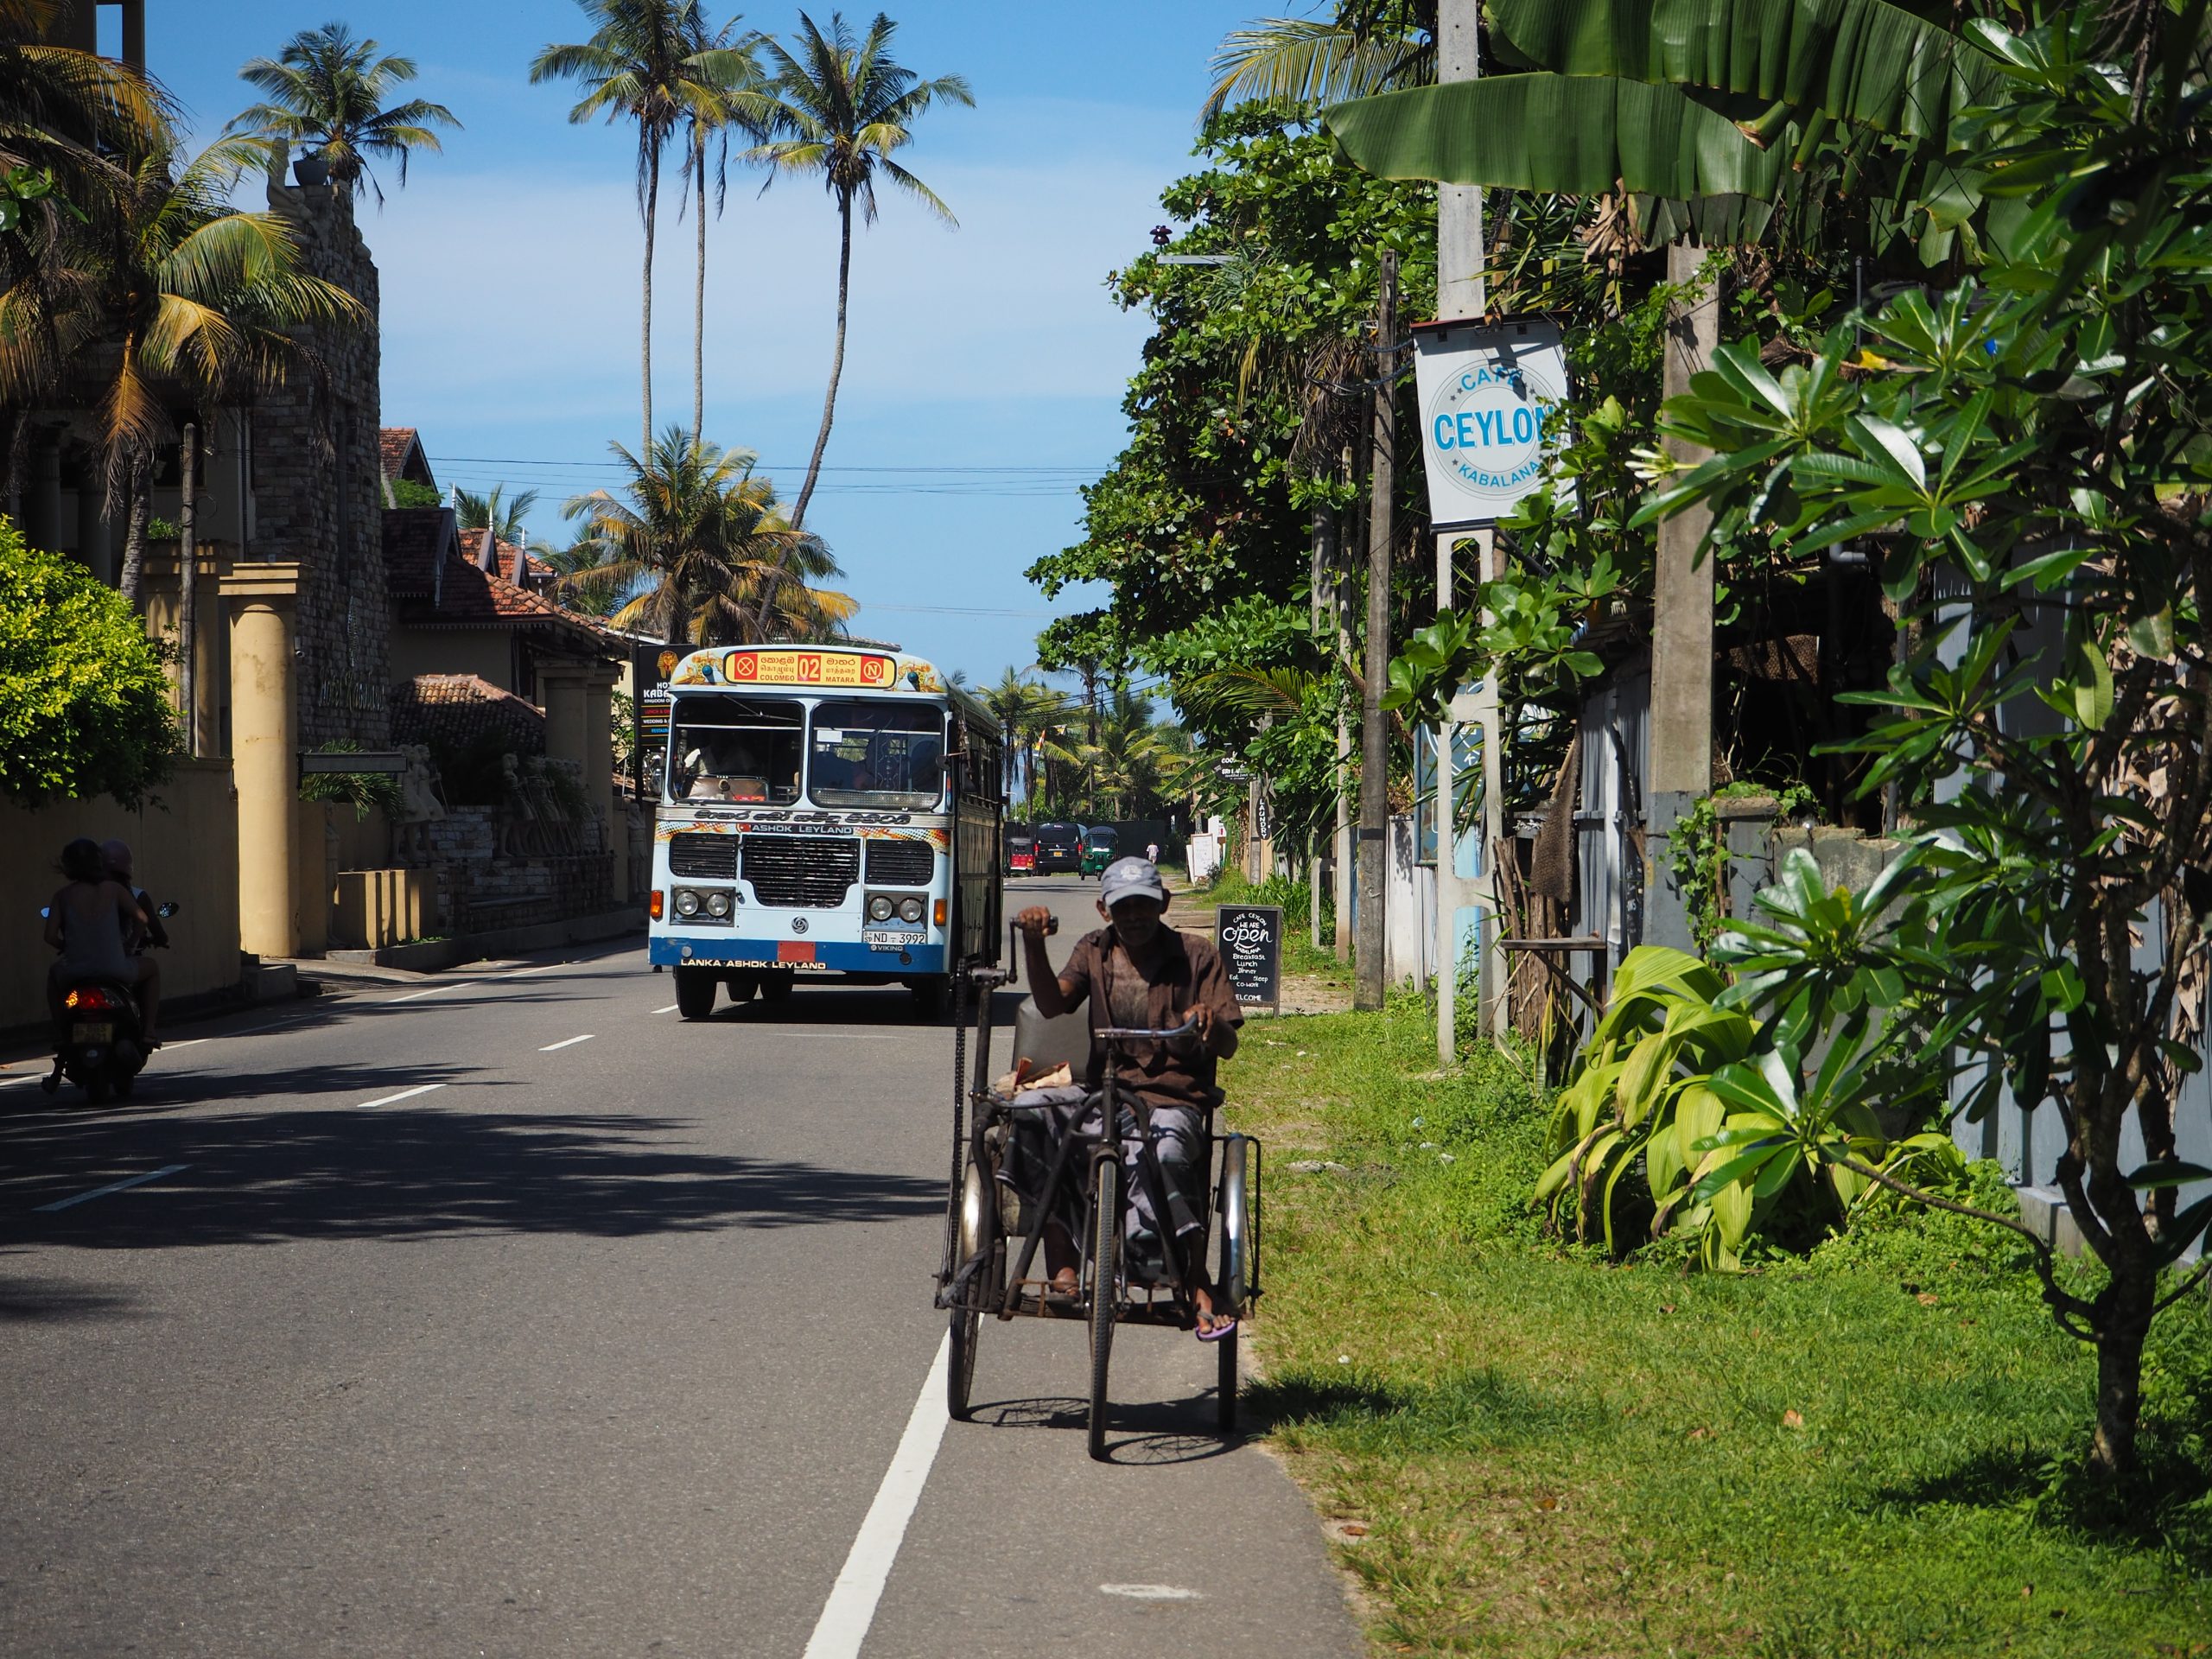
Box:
[648,645,1004,1019]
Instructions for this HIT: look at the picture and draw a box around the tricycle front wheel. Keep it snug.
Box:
[1087,1156,1119,1462]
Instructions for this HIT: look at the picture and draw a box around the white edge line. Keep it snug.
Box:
[800,1332,951,1659]
[652,1004,681,1014]
[391,981,472,1003]
[538,1034,595,1052]
[359,1082,445,1109]
[36,1163,191,1213]
[505,962,565,976]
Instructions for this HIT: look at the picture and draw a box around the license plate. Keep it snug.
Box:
[864,929,927,948]
[71,1022,114,1044]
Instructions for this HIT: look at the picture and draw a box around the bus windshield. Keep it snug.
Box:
[670,696,803,804]
[809,699,945,810]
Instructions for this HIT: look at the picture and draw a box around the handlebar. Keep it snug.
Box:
[1095,1013,1202,1042]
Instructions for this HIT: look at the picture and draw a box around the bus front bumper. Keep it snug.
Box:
[651,934,950,975]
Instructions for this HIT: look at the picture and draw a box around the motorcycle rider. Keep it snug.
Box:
[43,837,160,1046]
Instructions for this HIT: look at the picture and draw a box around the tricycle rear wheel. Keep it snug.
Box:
[948,1160,998,1421]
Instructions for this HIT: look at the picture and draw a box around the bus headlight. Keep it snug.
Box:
[899,896,926,925]
[868,893,895,922]
[705,889,733,918]
[674,888,702,918]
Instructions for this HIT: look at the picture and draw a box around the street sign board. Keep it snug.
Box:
[299,750,405,774]
[1412,315,1570,530]
[1217,904,1282,1014]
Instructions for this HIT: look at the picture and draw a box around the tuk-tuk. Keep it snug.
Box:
[1080,824,1119,877]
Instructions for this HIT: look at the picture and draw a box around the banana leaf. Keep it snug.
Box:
[1324,73,1789,200]
[1484,0,2007,147]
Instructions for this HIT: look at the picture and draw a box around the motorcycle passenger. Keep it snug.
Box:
[101,839,168,953]
[1014,855,1243,1339]
[43,836,160,1046]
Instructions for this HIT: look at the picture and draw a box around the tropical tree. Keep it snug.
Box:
[0,0,168,463]
[227,22,460,205]
[561,423,853,645]
[536,521,625,617]
[36,132,368,605]
[1626,4,2212,1475]
[531,1,753,456]
[454,484,539,544]
[677,15,767,440]
[748,10,972,530]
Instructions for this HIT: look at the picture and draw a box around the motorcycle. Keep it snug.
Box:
[40,899,178,1104]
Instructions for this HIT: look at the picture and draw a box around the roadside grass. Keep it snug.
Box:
[1184,866,1351,991]
[1224,999,2212,1658]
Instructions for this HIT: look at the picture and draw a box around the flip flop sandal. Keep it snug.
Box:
[1196,1315,1238,1343]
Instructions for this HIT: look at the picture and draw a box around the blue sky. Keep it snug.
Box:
[148,2,1267,686]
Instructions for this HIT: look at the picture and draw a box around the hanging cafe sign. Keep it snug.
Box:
[1411,316,1570,531]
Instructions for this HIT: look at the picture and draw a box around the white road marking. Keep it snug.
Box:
[1101,1584,1205,1601]
[652,1004,681,1014]
[504,962,564,977]
[0,1073,44,1090]
[538,1034,594,1052]
[162,1038,210,1049]
[359,1083,445,1109]
[801,1332,951,1659]
[36,1164,191,1213]
[390,982,472,1003]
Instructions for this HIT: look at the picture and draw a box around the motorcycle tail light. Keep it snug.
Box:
[64,987,113,1012]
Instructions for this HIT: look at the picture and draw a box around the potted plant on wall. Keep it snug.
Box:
[291,149,329,187]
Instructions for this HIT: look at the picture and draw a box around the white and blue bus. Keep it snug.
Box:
[648,644,1005,1019]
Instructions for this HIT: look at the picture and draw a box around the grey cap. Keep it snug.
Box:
[1099,855,1169,910]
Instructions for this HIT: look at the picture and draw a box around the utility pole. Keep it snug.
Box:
[1646,243,1721,950]
[177,423,199,758]
[1356,250,1398,1012]
[1310,498,1334,952]
[1335,448,1356,963]
[1433,0,1488,1065]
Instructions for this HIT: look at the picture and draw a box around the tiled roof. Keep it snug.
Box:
[390,673,545,756]
[379,427,433,488]
[382,507,457,599]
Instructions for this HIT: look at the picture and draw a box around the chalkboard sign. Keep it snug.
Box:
[1217,905,1282,1014]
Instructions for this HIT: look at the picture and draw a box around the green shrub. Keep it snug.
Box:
[0,517,179,808]
[388,478,442,510]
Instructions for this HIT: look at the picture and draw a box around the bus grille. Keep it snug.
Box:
[668,832,738,880]
[743,835,861,907]
[865,839,936,885]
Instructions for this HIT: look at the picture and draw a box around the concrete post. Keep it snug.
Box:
[1645,244,1722,953]
[582,666,624,900]
[74,474,112,584]
[27,429,61,554]
[228,580,300,958]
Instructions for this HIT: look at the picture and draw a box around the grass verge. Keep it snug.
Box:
[1224,998,2212,1658]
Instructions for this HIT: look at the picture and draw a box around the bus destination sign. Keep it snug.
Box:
[723,649,896,688]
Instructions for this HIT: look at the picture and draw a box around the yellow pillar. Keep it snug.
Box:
[541,665,588,771]
[583,665,624,901]
[224,567,302,958]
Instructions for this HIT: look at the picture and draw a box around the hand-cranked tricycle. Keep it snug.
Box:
[934,947,1262,1459]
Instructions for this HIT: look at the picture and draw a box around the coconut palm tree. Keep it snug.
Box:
[0,0,168,466]
[536,522,626,618]
[51,132,369,605]
[531,1,753,457]
[227,22,460,205]
[561,424,853,646]
[454,484,540,544]
[748,10,972,531]
[677,16,768,441]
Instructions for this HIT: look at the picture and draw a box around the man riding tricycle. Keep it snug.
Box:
[936,856,1262,1459]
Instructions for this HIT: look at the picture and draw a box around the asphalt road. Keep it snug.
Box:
[0,876,1360,1659]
